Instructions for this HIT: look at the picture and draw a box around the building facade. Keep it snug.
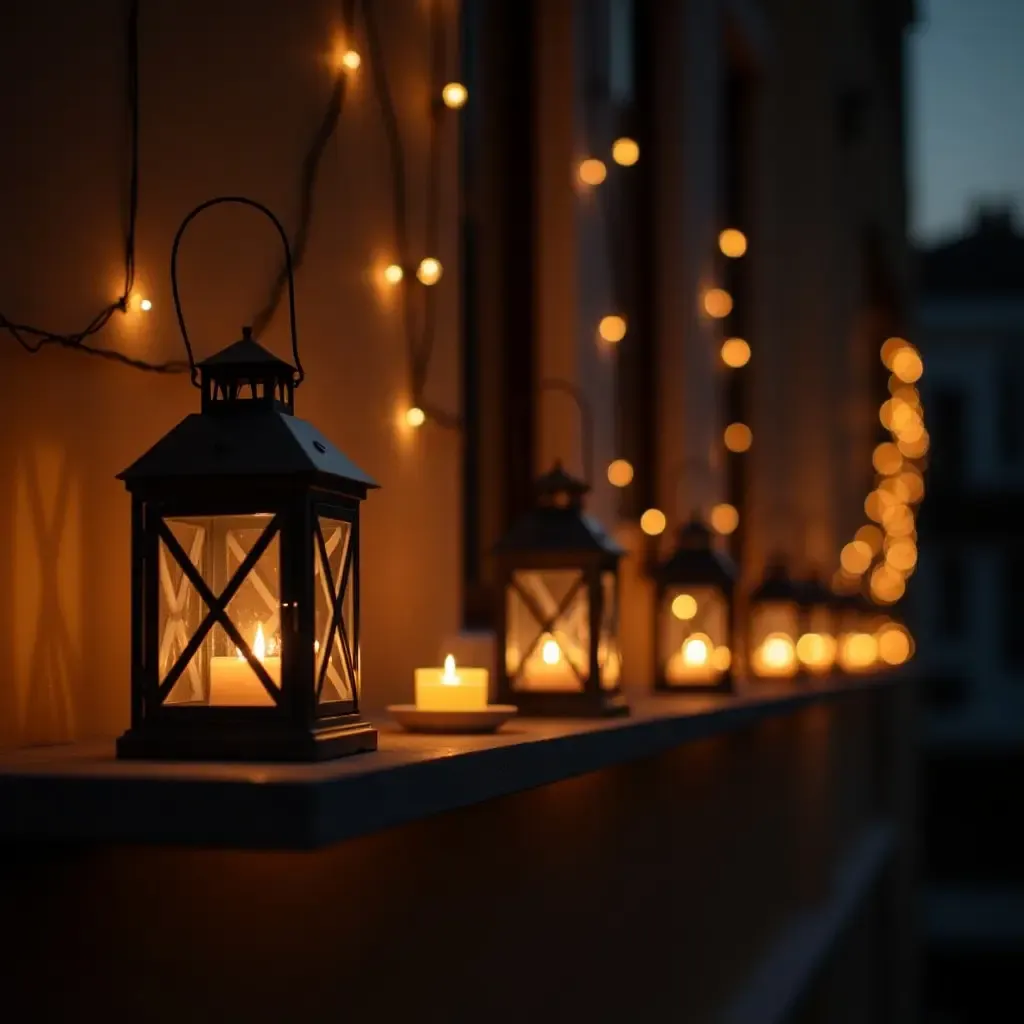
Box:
[914,204,1024,1021]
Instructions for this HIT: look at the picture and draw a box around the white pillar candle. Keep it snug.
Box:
[415,655,489,711]
[209,623,281,706]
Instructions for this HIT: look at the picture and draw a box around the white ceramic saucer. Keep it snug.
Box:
[387,704,518,735]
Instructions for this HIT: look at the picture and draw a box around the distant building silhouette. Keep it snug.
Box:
[915,202,1024,1021]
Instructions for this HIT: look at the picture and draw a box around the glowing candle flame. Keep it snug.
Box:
[441,654,460,685]
[542,639,561,665]
[682,636,710,667]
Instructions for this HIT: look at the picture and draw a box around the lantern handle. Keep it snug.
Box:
[539,378,594,489]
[170,196,304,389]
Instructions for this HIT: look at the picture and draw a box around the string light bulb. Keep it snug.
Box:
[405,406,426,429]
[599,315,627,343]
[723,423,753,453]
[138,297,152,312]
[840,540,872,575]
[578,159,607,186]
[710,503,739,535]
[640,508,667,536]
[611,138,640,166]
[671,594,698,620]
[607,459,634,487]
[703,288,733,319]
[416,258,443,285]
[338,48,361,72]
[721,338,751,368]
[718,229,748,258]
[383,263,404,284]
[442,82,468,109]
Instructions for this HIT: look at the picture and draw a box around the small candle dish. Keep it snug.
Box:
[386,704,518,735]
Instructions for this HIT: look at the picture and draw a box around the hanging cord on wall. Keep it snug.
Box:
[0,0,188,374]
[250,0,357,337]
[539,377,595,490]
[360,0,462,431]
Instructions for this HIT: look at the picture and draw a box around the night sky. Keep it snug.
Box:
[911,0,1024,242]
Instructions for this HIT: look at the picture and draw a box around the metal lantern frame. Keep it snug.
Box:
[653,516,738,694]
[493,462,628,718]
[116,197,379,762]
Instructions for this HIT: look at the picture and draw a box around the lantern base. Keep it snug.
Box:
[116,717,378,763]
[654,674,735,696]
[501,689,630,719]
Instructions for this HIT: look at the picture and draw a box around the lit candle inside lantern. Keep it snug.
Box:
[796,632,838,675]
[415,654,489,711]
[209,622,281,706]
[666,633,731,684]
[752,631,798,678]
[519,634,581,691]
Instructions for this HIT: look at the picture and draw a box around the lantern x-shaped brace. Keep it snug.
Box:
[510,574,587,684]
[156,516,283,705]
[314,519,355,702]
[158,529,206,696]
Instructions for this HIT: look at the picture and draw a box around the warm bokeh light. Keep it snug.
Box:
[797,632,837,673]
[671,594,698,620]
[864,491,886,523]
[877,623,913,666]
[756,633,797,676]
[578,158,608,185]
[872,442,903,476]
[890,383,922,408]
[640,508,667,536]
[870,564,906,604]
[718,228,748,258]
[898,468,925,504]
[383,263,404,284]
[723,422,753,452]
[892,347,924,383]
[703,288,733,318]
[885,538,918,572]
[416,257,443,285]
[880,336,909,369]
[337,48,361,71]
[897,431,930,459]
[712,646,732,672]
[840,540,873,575]
[599,315,627,342]
[879,476,911,503]
[405,406,426,428]
[682,634,712,667]
[839,632,878,672]
[881,502,913,534]
[611,137,640,166]
[139,297,152,312]
[855,524,884,554]
[442,82,468,109]
[721,337,751,367]
[710,502,739,535]
[607,459,634,487]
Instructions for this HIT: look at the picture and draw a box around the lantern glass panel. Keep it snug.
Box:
[313,515,356,705]
[598,571,621,689]
[506,569,589,691]
[750,600,799,678]
[158,513,282,707]
[661,585,730,685]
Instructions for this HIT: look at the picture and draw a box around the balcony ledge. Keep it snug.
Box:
[0,676,896,850]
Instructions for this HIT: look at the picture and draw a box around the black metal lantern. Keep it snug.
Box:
[493,461,627,717]
[794,575,838,677]
[747,557,802,679]
[116,197,379,762]
[653,516,737,693]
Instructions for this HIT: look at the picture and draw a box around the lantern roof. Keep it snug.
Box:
[750,557,802,603]
[198,334,295,372]
[796,574,834,608]
[655,516,737,588]
[493,462,623,558]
